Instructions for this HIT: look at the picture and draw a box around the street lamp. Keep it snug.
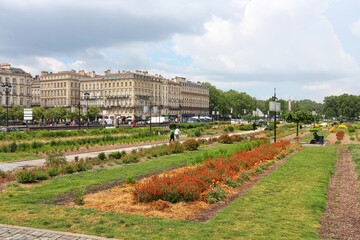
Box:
[2,82,12,127]
[84,92,90,128]
[312,110,317,128]
[178,100,183,123]
[210,103,214,122]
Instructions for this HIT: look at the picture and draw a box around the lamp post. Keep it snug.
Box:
[272,88,278,143]
[84,92,90,129]
[178,100,183,123]
[139,98,144,126]
[2,83,12,127]
[312,110,317,128]
[210,103,214,122]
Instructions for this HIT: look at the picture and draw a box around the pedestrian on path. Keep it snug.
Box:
[169,128,175,143]
[174,126,181,142]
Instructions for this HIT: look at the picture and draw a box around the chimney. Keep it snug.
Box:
[105,69,111,75]
[41,71,49,76]
[79,70,85,75]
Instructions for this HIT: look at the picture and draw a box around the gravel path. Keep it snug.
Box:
[319,148,360,239]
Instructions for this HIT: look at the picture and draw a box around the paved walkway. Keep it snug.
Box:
[0,224,119,240]
[0,129,262,172]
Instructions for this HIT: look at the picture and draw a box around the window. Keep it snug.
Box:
[129,82,132,86]
[20,98,23,106]
[13,86,17,94]
[71,83,73,87]
[13,78,17,83]
[64,82,66,87]
[20,87,23,94]
[117,82,119,87]
[125,82,127,87]
[121,82,123,87]
[113,82,115,87]
[105,83,107,88]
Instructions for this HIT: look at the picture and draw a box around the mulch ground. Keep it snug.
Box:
[319,148,360,239]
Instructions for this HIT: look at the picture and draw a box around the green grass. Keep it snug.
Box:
[0,153,41,162]
[302,131,330,141]
[0,146,336,240]
[348,145,360,198]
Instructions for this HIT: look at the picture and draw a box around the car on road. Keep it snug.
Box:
[1,127,21,132]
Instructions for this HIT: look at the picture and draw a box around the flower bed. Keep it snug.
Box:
[133,140,292,203]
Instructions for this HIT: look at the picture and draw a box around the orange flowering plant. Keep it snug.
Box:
[207,180,227,204]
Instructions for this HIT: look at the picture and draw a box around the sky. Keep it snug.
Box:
[1,0,360,103]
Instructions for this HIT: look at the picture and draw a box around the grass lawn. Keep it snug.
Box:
[348,145,360,196]
[0,153,41,163]
[0,146,336,240]
[302,131,331,142]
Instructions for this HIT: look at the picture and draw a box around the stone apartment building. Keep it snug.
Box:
[0,64,32,108]
[78,70,209,121]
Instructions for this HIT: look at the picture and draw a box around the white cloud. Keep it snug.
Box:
[302,83,331,91]
[350,20,360,36]
[174,0,358,79]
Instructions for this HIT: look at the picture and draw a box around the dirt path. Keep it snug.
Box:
[327,133,359,145]
[281,131,311,140]
[319,148,360,239]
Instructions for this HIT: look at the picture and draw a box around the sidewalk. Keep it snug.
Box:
[0,129,262,172]
[0,224,120,240]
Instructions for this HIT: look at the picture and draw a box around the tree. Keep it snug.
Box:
[33,107,45,121]
[8,106,24,121]
[87,106,102,121]
[282,110,312,137]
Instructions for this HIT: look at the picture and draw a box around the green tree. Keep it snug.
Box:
[33,107,45,121]
[8,106,24,120]
[282,110,312,136]
[87,106,102,121]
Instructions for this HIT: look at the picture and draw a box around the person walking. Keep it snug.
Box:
[174,126,181,142]
[169,128,175,143]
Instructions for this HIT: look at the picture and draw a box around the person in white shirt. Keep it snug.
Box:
[174,127,181,142]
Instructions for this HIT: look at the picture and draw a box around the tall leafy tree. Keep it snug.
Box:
[282,110,313,136]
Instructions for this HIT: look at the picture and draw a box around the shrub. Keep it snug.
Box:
[74,162,87,172]
[218,134,233,144]
[183,139,200,151]
[61,164,75,174]
[73,188,86,206]
[46,167,61,177]
[98,152,106,161]
[0,170,7,178]
[14,169,36,183]
[45,153,67,167]
[108,151,124,159]
[194,130,201,137]
[227,126,234,132]
[35,169,49,180]
[208,181,227,204]
[9,142,17,152]
[348,126,355,133]
[126,176,136,184]
[122,154,140,164]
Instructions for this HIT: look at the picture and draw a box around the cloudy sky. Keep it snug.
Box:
[1,0,360,102]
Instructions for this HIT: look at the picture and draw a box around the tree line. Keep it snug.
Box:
[204,82,358,120]
[0,105,102,123]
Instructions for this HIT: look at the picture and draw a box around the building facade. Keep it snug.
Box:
[79,70,209,121]
[39,70,94,108]
[0,64,32,108]
[36,69,209,122]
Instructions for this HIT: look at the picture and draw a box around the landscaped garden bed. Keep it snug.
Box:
[61,139,296,220]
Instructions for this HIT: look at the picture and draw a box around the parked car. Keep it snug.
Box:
[1,127,21,132]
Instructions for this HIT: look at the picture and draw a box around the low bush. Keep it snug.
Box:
[218,134,233,144]
[61,164,75,174]
[183,139,200,151]
[108,151,125,159]
[348,126,355,133]
[98,152,106,161]
[46,167,61,177]
[126,176,136,184]
[35,169,49,180]
[194,130,201,137]
[14,169,36,183]
[122,154,140,164]
[45,153,67,167]
[73,188,86,206]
